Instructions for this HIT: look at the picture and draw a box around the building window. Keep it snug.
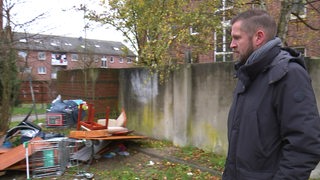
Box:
[71,54,78,61]
[119,58,124,63]
[109,56,114,63]
[214,0,233,62]
[101,56,107,68]
[291,0,307,19]
[51,53,68,65]
[127,58,132,63]
[38,66,46,74]
[214,28,233,62]
[38,52,46,60]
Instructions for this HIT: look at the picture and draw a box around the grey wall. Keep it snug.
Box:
[119,59,320,155]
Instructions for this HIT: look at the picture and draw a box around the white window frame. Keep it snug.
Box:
[119,58,124,63]
[37,66,46,74]
[127,58,132,64]
[213,0,233,62]
[101,56,107,68]
[38,52,46,60]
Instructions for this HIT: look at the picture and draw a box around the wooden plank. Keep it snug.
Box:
[69,130,111,138]
[0,148,10,154]
[7,161,44,171]
[0,137,43,171]
[69,135,147,140]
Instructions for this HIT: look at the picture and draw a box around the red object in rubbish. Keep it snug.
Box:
[77,103,109,130]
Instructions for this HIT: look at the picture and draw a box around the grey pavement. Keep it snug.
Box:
[10,113,46,122]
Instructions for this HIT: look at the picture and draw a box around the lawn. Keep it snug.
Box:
[12,103,47,116]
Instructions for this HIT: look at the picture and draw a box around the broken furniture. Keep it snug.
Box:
[77,104,110,131]
[77,104,130,134]
[97,107,127,128]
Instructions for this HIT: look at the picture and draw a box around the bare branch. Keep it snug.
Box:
[291,12,320,30]
[306,0,320,14]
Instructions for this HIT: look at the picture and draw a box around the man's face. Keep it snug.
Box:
[230,21,254,63]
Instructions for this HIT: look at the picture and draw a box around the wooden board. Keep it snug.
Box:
[69,130,111,138]
[0,137,43,171]
[0,148,10,154]
[69,135,147,140]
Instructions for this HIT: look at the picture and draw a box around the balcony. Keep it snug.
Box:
[51,53,68,66]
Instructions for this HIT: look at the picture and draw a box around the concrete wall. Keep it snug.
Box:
[56,58,320,155]
[119,59,320,155]
[119,63,236,155]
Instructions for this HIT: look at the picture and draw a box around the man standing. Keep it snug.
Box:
[223,9,320,179]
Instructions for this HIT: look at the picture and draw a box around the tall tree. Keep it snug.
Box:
[0,0,19,133]
[85,0,221,81]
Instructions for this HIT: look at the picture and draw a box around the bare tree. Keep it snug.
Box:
[0,0,19,134]
[0,0,46,133]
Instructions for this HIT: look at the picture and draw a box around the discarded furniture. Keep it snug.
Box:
[77,104,110,131]
[97,108,127,128]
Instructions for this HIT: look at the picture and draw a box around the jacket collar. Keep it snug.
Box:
[236,45,281,89]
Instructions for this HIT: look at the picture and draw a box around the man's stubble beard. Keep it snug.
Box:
[239,42,255,64]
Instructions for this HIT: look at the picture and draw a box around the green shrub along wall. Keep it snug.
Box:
[56,58,320,155]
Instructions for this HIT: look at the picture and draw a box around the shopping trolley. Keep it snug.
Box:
[24,138,93,179]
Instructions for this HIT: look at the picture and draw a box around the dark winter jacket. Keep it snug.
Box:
[222,45,320,180]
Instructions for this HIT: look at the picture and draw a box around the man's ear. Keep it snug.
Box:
[255,30,265,47]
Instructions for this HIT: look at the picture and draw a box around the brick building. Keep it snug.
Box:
[211,0,320,62]
[13,32,136,103]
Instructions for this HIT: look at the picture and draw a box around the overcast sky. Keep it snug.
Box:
[10,0,125,43]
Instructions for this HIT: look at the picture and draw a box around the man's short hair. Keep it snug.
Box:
[231,9,277,41]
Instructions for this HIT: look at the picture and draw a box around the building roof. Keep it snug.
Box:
[13,32,136,57]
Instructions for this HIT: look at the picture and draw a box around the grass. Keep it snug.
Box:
[12,103,47,115]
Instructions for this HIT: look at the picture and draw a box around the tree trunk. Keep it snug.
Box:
[0,28,13,133]
[0,9,18,134]
[277,0,293,46]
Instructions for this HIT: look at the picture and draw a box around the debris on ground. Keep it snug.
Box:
[0,101,146,179]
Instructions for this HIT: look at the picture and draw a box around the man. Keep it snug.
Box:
[223,9,320,180]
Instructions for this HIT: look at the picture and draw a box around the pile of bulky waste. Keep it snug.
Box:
[0,97,146,179]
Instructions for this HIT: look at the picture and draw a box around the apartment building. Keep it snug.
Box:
[13,32,136,103]
[14,32,136,81]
